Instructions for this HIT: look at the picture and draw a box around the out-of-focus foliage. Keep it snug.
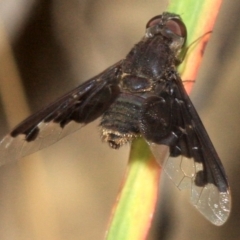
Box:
[0,1,240,240]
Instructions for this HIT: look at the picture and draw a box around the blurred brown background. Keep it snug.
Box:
[0,0,240,239]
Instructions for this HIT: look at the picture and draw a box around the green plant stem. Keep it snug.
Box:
[106,1,222,239]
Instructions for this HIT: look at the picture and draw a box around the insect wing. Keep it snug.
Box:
[0,62,121,166]
[149,80,231,226]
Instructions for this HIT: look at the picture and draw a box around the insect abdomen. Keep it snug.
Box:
[100,93,142,149]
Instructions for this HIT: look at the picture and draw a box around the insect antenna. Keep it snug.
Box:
[178,31,212,63]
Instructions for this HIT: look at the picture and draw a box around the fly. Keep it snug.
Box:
[0,12,231,225]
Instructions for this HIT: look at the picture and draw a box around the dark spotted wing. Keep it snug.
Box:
[0,61,121,166]
[144,76,231,225]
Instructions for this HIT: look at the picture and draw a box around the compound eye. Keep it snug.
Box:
[165,19,187,38]
[146,15,162,28]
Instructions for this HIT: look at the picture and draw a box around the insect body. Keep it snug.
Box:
[0,12,231,225]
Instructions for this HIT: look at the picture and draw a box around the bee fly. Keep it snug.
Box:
[0,12,231,225]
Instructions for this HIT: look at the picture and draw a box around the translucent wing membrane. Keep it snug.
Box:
[150,144,231,226]
[0,62,121,166]
[0,121,84,166]
[145,76,231,225]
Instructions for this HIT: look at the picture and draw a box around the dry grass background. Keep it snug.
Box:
[0,0,240,239]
